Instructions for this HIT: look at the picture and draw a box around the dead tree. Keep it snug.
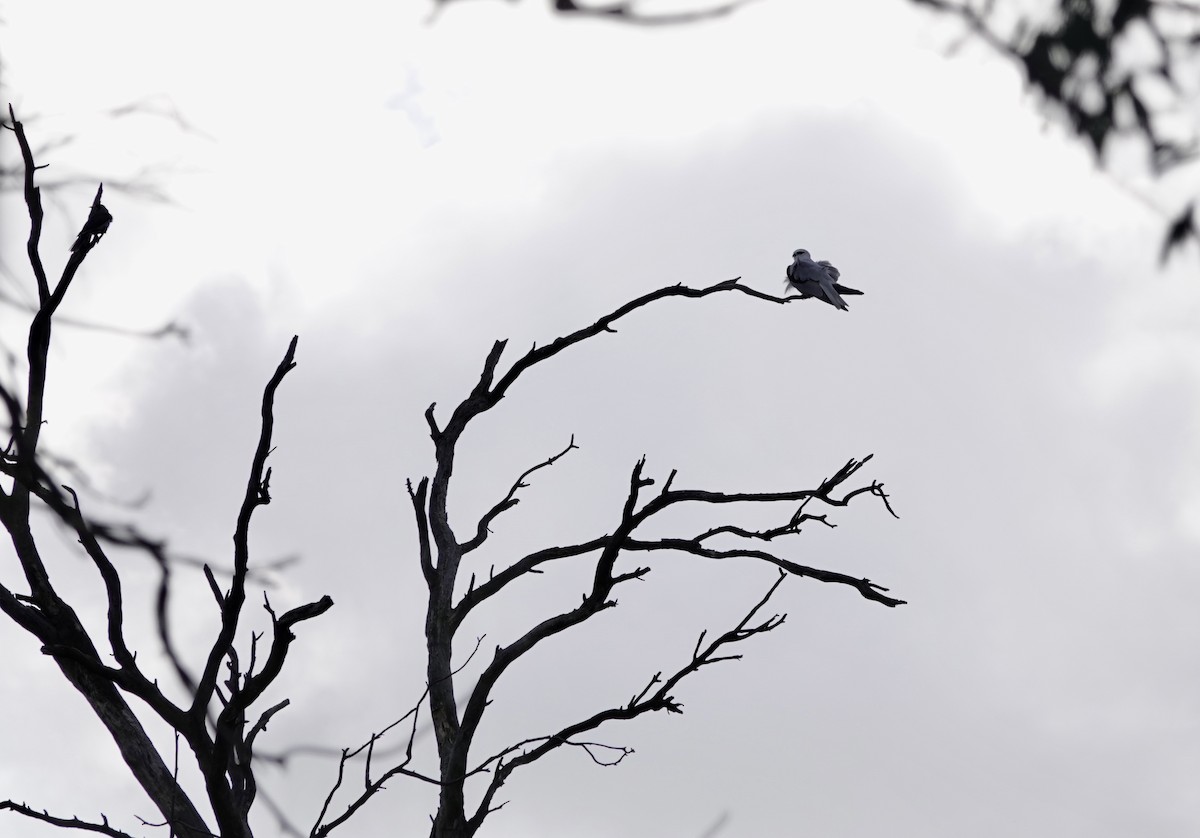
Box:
[0,107,331,838]
[1,108,902,838]
[309,292,903,838]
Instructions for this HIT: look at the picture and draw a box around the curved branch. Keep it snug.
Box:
[461,435,578,554]
[467,570,790,832]
[625,539,904,607]
[194,336,299,717]
[452,537,609,631]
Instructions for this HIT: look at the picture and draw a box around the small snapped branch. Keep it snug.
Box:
[408,478,435,586]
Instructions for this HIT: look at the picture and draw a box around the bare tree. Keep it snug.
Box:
[1,107,331,838]
[306,284,902,838]
[1,111,902,838]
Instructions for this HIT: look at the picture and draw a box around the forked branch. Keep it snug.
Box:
[461,435,578,554]
[466,571,790,830]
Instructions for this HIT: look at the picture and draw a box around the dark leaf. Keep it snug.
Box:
[1160,202,1196,266]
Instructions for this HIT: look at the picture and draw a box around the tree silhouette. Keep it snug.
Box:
[0,111,901,838]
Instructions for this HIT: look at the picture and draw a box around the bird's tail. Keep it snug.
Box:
[824,285,849,311]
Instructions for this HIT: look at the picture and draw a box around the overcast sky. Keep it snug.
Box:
[3,2,1200,837]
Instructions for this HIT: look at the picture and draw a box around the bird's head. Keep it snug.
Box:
[792,248,809,259]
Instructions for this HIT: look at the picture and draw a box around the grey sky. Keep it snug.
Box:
[2,2,1199,837]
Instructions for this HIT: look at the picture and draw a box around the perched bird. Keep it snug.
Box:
[71,194,113,253]
[784,248,863,311]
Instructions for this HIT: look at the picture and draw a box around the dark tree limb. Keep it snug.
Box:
[465,571,790,831]
[442,458,657,816]
[624,539,904,607]
[0,801,137,838]
[409,477,436,586]
[452,537,610,632]
[0,112,338,838]
[4,105,50,303]
[310,636,488,838]
[460,435,578,554]
[407,277,902,836]
[194,336,298,717]
[453,454,901,631]
[0,108,214,838]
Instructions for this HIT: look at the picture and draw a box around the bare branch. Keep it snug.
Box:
[408,477,435,586]
[626,538,904,607]
[466,571,790,831]
[0,290,189,342]
[489,281,776,417]
[4,105,50,301]
[308,636,485,837]
[245,699,290,757]
[194,336,299,716]
[55,484,192,724]
[461,435,579,553]
[449,458,656,785]
[455,454,900,628]
[453,538,609,630]
[0,801,135,838]
[221,593,333,731]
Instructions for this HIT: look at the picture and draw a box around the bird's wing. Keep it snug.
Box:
[786,253,810,292]
[832,283,864,296]
[797,280,820,298]
[787,258,823,296]
[817,260,840,281]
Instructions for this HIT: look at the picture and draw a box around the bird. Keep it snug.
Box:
[784,248,863,311]
[71,194,113,253]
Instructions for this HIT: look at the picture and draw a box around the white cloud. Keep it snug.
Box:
[3,1,1199,836]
